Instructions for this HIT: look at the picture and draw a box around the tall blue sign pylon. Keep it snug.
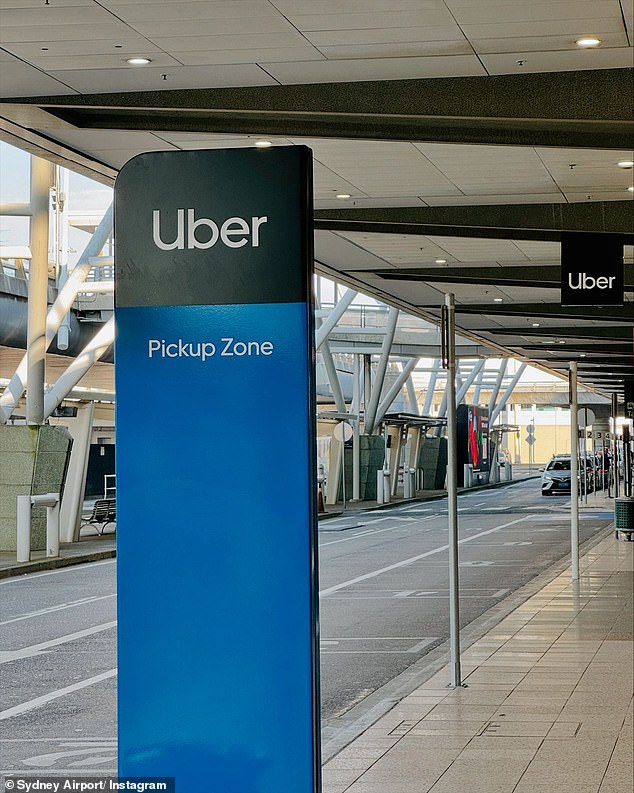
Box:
[115,147,320,792]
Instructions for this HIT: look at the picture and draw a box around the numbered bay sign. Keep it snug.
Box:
[115,147,320,792]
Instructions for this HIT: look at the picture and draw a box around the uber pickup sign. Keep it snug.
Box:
[115,148,319,793]
[561,232,624,306]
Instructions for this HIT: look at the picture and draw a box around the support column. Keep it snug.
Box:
[352,355,361,501]
[443,293,462,687]
[490,363,527,425]
[487,359,509,417]
[570,362,580,581]
[364,307,399,433]
[26,157,53,425]
[53,402,95,542]
[423,358,440,416]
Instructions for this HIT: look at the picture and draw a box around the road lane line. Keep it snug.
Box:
[319,517,529,596]
[1,621,117,664]
[0,559,115,585]
[0,594,116,626]
[320,516,436,547]
[0,669,117,721]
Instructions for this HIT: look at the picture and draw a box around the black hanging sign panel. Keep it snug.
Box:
[561,232,624,306]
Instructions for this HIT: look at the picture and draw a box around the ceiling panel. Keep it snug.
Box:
[43,63,277,94]
[482,46,634,74]
[263,54,487,83]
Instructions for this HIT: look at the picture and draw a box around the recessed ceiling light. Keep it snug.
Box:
[435,258,447,264]
[126,57,151,65]
[580,353,586,357]
[575,37,601,48]
[532,322,540,327]
[254,140,272,148]
[617,160,634,168]
[628,186,634,192]
[493,298,503,302]
[336,193,351,199]
[559,340,566,344]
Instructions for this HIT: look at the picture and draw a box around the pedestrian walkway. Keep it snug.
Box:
[322,531,633,793]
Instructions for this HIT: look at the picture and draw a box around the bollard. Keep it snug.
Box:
[376,469,384,504]
[16,493,61,562]
[383,469,391,503]
[16,495,32,562]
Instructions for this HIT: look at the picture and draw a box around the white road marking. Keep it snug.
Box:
[320,517,435,547]
[0,621,117,664]
[319,517,530,597]
[0,594,116,626]
[0,559,115,585]
[406,637,437,653]
[0,669,117,721]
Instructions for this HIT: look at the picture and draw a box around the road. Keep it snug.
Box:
[0,479,613,774]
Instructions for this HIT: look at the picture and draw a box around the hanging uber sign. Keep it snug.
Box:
[115,148,319,793]
[561,232,624,306]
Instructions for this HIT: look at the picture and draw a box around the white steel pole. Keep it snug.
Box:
[43,317,115,419]
[570,362,580,580]
[444,293,462,687]
[0,204,113,423]
[352,355,361,501]
[26,157,53,425]
[315,289,357,350]
[364,308,399,433]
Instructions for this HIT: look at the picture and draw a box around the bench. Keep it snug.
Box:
[81,498,116,535]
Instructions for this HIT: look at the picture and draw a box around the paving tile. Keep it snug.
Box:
[409,719,486,736]
[425,750,535,793]
[423,704,498,722]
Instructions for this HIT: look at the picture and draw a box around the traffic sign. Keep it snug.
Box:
[525,436,536,445]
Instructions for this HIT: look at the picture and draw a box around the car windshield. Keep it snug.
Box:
[548,460,571,471]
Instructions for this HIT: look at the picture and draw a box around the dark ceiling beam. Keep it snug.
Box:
[437,303,633,321]
[315,203,633,242]
[486,326,633,339]
[373,264,634,289]
[519,343,632,352]
[3,68,632,149]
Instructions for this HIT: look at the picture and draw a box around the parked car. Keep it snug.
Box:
[541,454,593,496]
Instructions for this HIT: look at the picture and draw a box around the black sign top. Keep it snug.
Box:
[561,232,624,307]
[114,146,313,307]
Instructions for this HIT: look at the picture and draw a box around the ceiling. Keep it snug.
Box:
[0,0,632,398]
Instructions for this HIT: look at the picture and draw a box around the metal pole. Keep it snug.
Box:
[352,355,361,501]
[26,157,53,425]
[570,362,580,581]
[612,393,619,498]
[341,433,346,509]
[363,355,372,432]
[443,293,462,687]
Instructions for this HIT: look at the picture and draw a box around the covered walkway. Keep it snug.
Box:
[322,530,633,793]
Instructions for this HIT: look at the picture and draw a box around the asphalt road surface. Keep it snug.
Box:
[0,479,613,775]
